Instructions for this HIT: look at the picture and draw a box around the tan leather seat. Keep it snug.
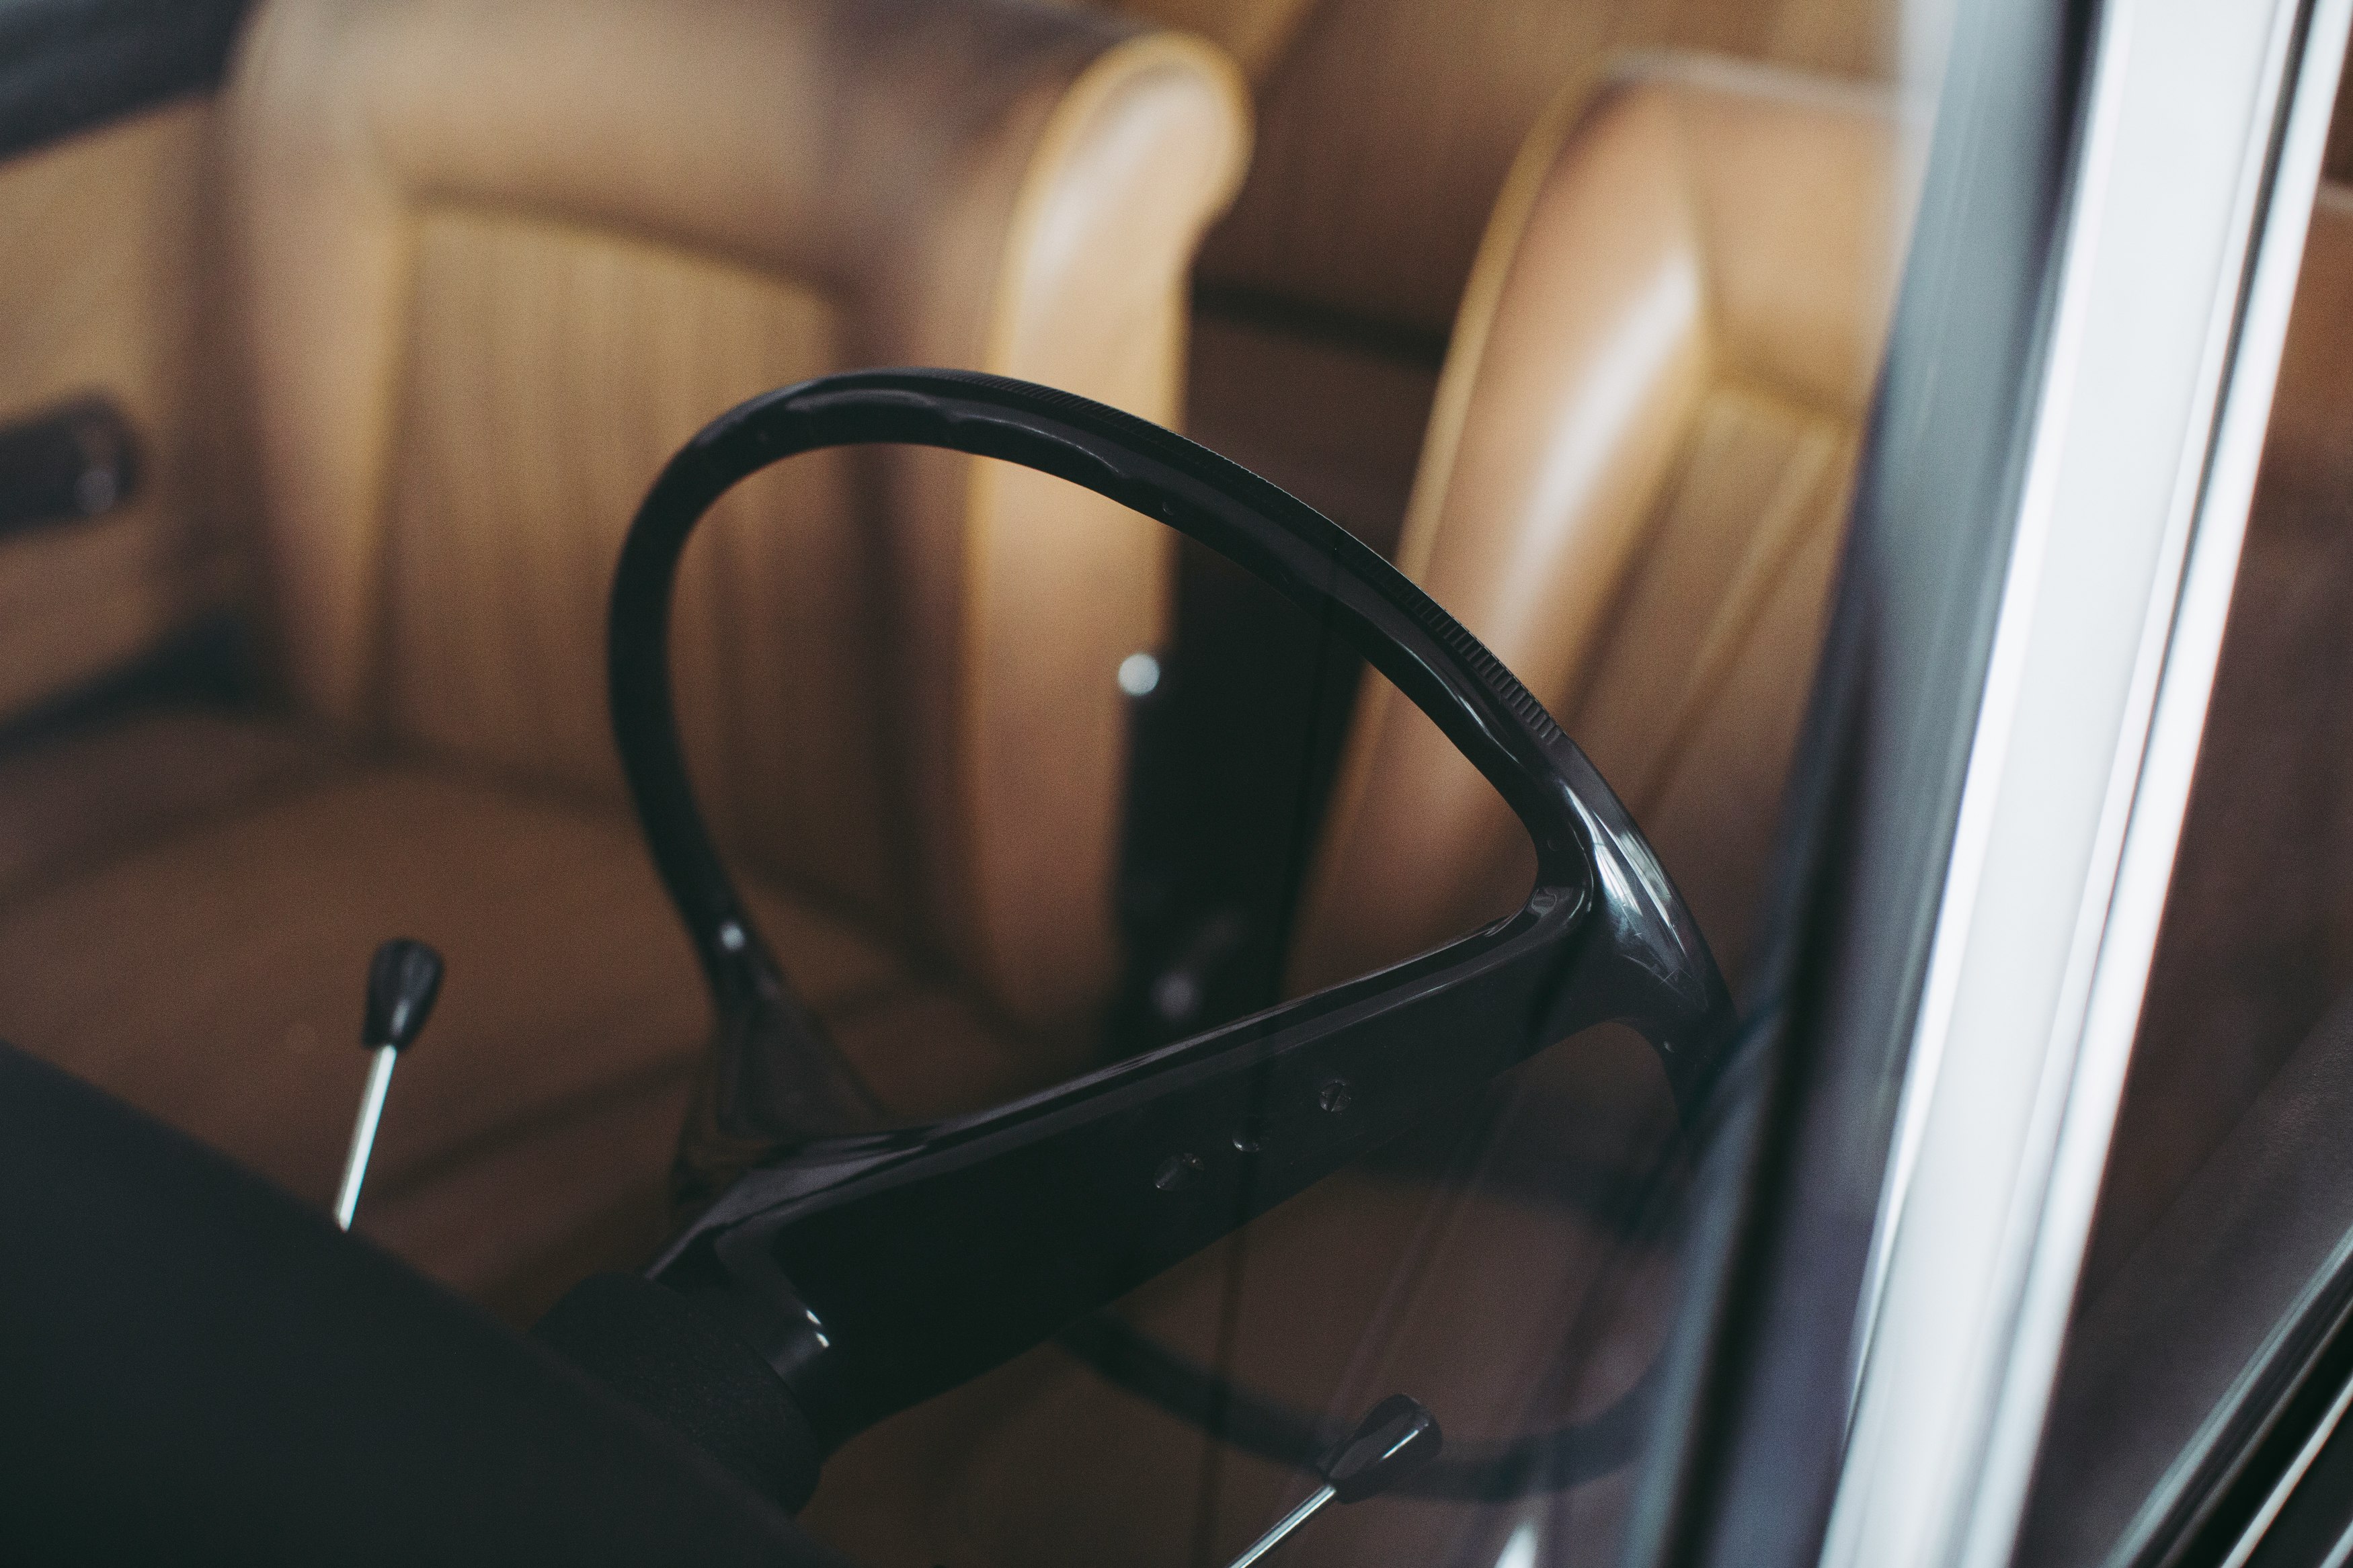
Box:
[0,0,1245,1317]
[1097,0,1895,550]
[1054,0,1896,1045]
[802,56,1902,1567]
[1294,52,1905,994]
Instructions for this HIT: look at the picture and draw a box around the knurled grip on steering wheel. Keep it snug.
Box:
[600,367,1734,1483]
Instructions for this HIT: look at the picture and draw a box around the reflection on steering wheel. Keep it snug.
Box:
[539,368,1736,1513]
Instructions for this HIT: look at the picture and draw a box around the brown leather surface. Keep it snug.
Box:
[0,104,237,723]
[1292,58,1903,998]
[1119,0,1890,341]
[0,710,1039,1321]
[1183,308,1441,558]
[221,0,1246,1040]
[1092,0,1895,554]
[0,709,327,903]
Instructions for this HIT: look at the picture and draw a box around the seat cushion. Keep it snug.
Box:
[0,710,1039,1319]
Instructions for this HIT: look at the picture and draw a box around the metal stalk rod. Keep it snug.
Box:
[331,939,444,1231]
[1228,1483,1339,1568]
[1220,1395,1441,1568]
[333,1044,401,1229]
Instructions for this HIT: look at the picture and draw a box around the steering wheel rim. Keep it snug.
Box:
[605,367,1735,1493]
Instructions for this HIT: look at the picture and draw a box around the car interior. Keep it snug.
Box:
[9,0,2196,1563]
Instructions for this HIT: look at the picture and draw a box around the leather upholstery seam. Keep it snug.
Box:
[1610,411,1848,817]
[957,32,1250,1025]
[1284,67,1601,991]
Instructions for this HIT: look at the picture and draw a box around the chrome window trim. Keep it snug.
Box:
[1822,1,2348,1565]
[1840,0,2141,1417]
[1623,9,2102,1560]
[1993,6,2353,1562]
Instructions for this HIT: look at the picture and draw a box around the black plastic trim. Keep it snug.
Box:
[0,0,247,162]
[0,1040,846,1566]
[0,393,139,536]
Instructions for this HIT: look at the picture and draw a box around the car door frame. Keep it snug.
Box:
[1616,1,2353,1565]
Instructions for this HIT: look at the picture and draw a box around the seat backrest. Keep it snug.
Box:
[1119,0,1890,347]
[218,0,1248,1040]
[1064,0,1890,556]
[1289,56,1905,997]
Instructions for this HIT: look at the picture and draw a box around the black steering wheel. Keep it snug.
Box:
[587,368,1737,1508]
